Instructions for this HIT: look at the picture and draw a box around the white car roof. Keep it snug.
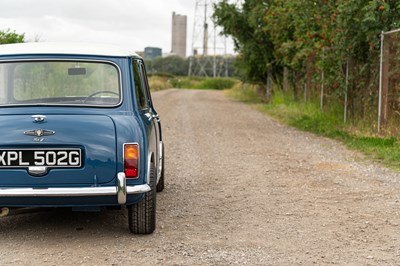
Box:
[0,42,141,58]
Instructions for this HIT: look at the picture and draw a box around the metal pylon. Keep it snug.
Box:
[188,0,227,77]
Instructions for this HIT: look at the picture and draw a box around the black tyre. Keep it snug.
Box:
[128,162,156,234]
[156,143,165,192]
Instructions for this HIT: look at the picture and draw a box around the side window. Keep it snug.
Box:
[138,62,152,104]
[132,60,148,109]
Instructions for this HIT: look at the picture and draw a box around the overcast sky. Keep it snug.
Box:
[0,0,234,56]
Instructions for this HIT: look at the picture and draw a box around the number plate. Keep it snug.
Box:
[0,148,82,168]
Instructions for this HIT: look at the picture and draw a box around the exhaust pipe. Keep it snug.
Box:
[0,207,10,217]
[0,207,50,217]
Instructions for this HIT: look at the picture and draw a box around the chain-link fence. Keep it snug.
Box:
[282,42,382,131]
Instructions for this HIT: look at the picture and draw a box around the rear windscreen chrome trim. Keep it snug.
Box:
[0,58,123,108]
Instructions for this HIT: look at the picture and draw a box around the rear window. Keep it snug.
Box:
[0,60,121,107]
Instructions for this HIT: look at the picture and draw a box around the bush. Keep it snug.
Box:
[195,78,237,90]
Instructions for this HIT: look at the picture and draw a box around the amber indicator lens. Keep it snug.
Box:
[124,144,139,178]
[125,146,139,159]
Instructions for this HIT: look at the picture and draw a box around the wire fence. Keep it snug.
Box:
[281,32,400,135]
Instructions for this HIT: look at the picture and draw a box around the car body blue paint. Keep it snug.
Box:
[0,45,162,207]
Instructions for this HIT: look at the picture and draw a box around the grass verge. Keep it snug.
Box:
[149,75,238,91]
[226,83,400,170]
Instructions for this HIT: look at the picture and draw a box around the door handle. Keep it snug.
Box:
[144,113,159,121]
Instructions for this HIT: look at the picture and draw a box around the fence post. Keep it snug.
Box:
[266,66,272,101]
[378,31,384,133]
[379,31,391,133]
[283,67,289,93]
[344,59,349,123]
[320,48,326,111]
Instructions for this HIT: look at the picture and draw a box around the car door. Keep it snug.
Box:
[132,59,159,179]
[137,61,162,180]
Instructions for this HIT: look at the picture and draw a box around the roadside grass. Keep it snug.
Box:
[226,83,400,170]
[148,75,171,91]
[149,75,238,91]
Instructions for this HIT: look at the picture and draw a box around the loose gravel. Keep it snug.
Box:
[0,89,400,265]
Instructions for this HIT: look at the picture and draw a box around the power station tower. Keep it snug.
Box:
[188,0,228,77]
[171,12,187,58]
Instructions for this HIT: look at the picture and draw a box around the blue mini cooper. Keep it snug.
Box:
[0,43,164,234]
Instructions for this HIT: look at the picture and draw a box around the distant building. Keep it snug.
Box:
[171,12,187,58]
[135,51,145,58]
[144,47,162,60]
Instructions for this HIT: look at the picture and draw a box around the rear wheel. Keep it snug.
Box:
[156,143,165,192]
[128,162,156,234]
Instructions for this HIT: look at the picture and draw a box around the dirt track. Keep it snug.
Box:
[1,89,400,265]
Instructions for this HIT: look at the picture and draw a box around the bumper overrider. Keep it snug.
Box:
[0,173,150,205]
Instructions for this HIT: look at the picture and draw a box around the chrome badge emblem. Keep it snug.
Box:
[24,129,55,137]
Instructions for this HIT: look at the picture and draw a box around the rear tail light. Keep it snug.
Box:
[124,143,139,178]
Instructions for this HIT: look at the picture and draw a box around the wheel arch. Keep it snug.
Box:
[146,151,155,185]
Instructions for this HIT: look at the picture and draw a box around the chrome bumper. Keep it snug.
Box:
[0,173,150,205]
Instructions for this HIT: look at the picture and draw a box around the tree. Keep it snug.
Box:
[0,29,25,44]
[213,0,400,114]
[213,0,276,99]
[146,56,189,76]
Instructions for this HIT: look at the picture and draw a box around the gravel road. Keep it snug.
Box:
[1,89,400,265]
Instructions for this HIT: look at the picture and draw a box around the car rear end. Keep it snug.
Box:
[0,46,155,233]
